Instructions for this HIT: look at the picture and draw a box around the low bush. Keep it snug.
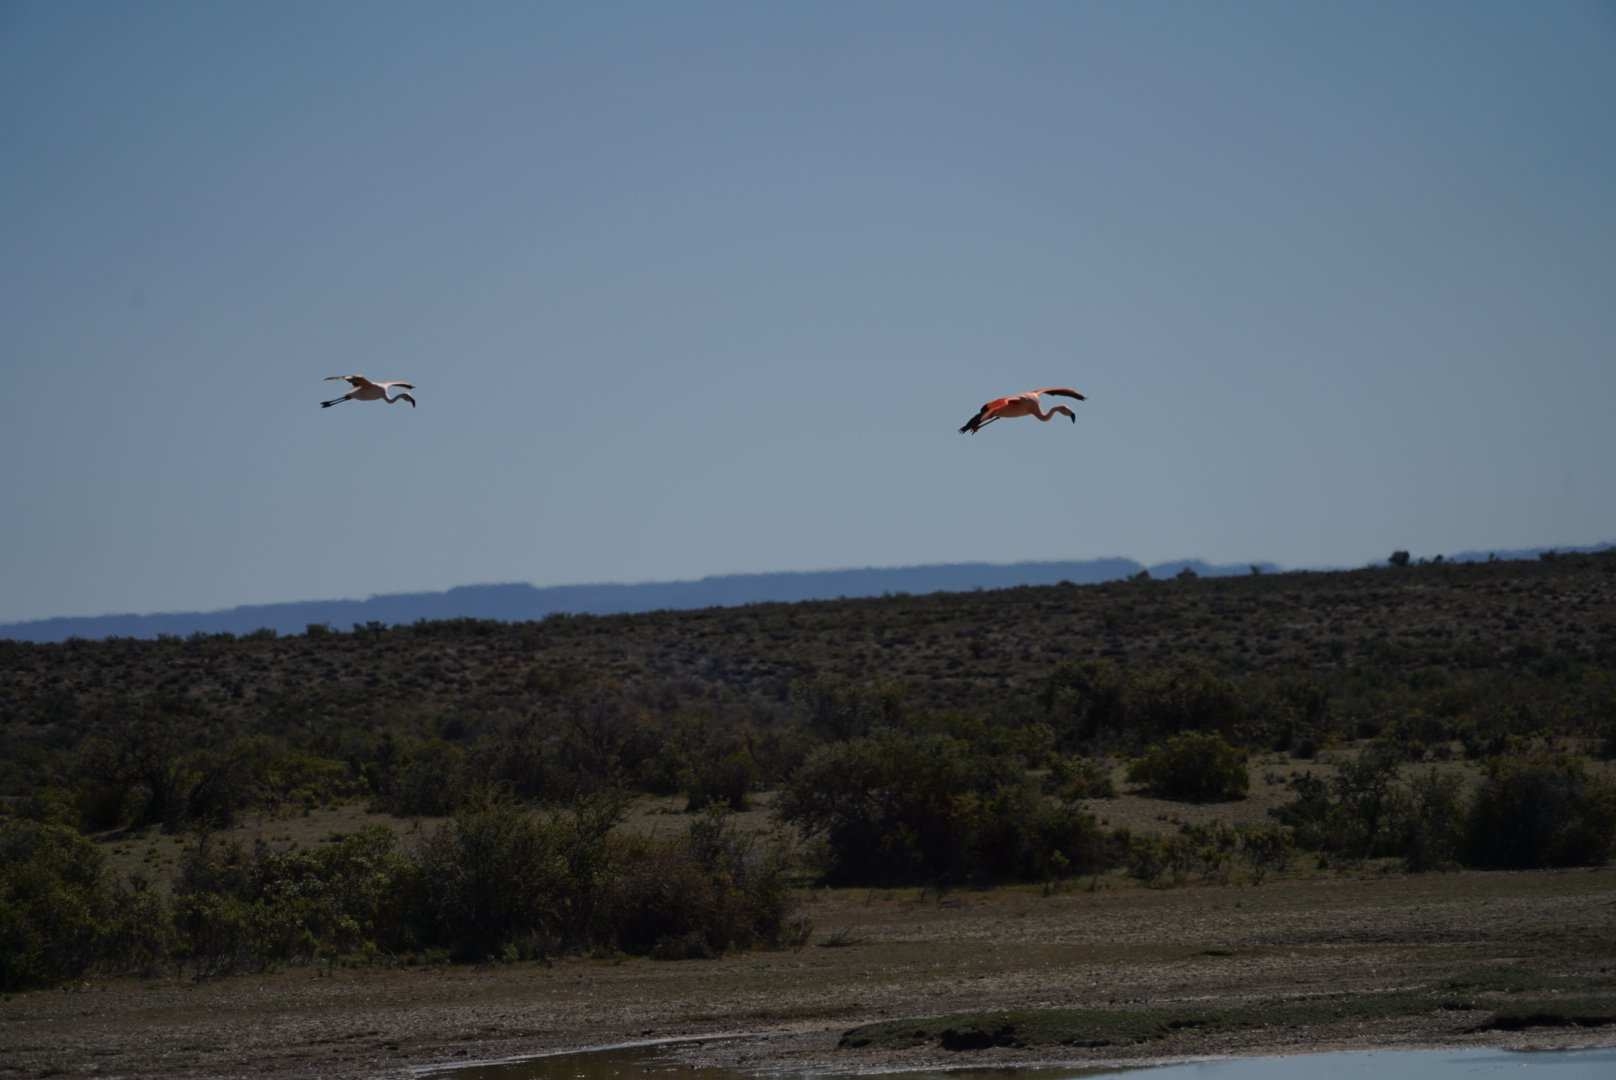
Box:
[1122,822,1284,887]
[1399,767,1466,871]
[1462,754,1616,869]
[775,730,1115,886]
[1127,732,1249,802]
[774,730,1014,884]
[1269,743,1405,857]
[369,738,468,816]
[1269,746,1616,872]
[1044,755,1116,800]
[964,782,1113,884]
[0,820,110,990]
[1237,824,1294,883]
[1130,668,1248,744]
[410,790,604,961]
[99,873,175,977]
[607,809,803,957]
[172,824,418,974]
[684,749,758,812]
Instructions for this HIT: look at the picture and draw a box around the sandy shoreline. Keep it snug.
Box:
[4,867,1613,1078]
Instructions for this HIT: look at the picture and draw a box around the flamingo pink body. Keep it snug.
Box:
[959,387,1085,434]
[320,375,416,409]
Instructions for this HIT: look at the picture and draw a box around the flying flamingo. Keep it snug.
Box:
[320,375,416,409]
[959,387,1085,434]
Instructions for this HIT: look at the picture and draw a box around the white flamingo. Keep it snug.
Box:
[320,375,416,409]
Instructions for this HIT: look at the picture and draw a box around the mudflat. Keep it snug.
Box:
[5,866,1613,1079]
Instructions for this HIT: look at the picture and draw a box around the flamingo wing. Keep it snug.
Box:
[374,381,415,391]
[959,396,1011,434]
[1033,387,1085,401]
[324,374,376,389]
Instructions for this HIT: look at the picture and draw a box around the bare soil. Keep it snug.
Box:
[4,866,1613,1079]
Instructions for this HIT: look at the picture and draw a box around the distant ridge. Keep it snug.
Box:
[1434,541,1615,565]
[7,543,1608,644]
[1,557,1274,643]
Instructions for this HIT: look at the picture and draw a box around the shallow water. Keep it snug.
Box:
[1085,1048,1616,1078]
[418,1043,1616,1080]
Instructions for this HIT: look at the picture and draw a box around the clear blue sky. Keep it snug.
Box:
[3,1,1613,623]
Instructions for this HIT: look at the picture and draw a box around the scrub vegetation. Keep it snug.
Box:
[3,550,1615,991]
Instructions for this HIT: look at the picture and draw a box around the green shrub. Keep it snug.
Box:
[0,820,111,990]
[1267,770,1334,850]
[171,889,246,975]
[1269,744,1406,857]
[1178,821,1239,884]
[1324,742,1407,857]
[255,744,360,810]
[1462,754,1616,869]
[1121,823,1272,888]
[604,840,716,956]
[1044,755,1116,800]
[1041,661,1129,750]
[963,782,1113,884]
[1127,732,1249,802]
[125,795,803,980]
[1399,767,1466,871]
[372,739,468,816]
[1130,668,1247,743]
[410,790,623,960]
[470,718,564,801]
[1123,832,1170,885]
[100,873,175,977]
[684,749,758,812]
[775,730,1032,885]
[777,729,1119,887]
[1237,824,1294,883]
[607,809,802,958]
[790,676,908,741]
[170,827,415,974]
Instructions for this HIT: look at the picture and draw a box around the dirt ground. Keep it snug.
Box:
[4,865,1614,1079]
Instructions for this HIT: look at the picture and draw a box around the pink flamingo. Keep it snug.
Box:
[320,375,416,409]
[959,387,1085,434]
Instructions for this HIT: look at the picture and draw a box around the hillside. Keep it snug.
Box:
[3,550,1613,819]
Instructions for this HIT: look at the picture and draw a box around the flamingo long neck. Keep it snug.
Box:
[1034,404,1072,422]
[383,390,408,404]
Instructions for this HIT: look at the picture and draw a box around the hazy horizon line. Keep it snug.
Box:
[6,539,1613,632]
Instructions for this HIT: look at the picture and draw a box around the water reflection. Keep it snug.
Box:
[419,1043,1616,1080]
